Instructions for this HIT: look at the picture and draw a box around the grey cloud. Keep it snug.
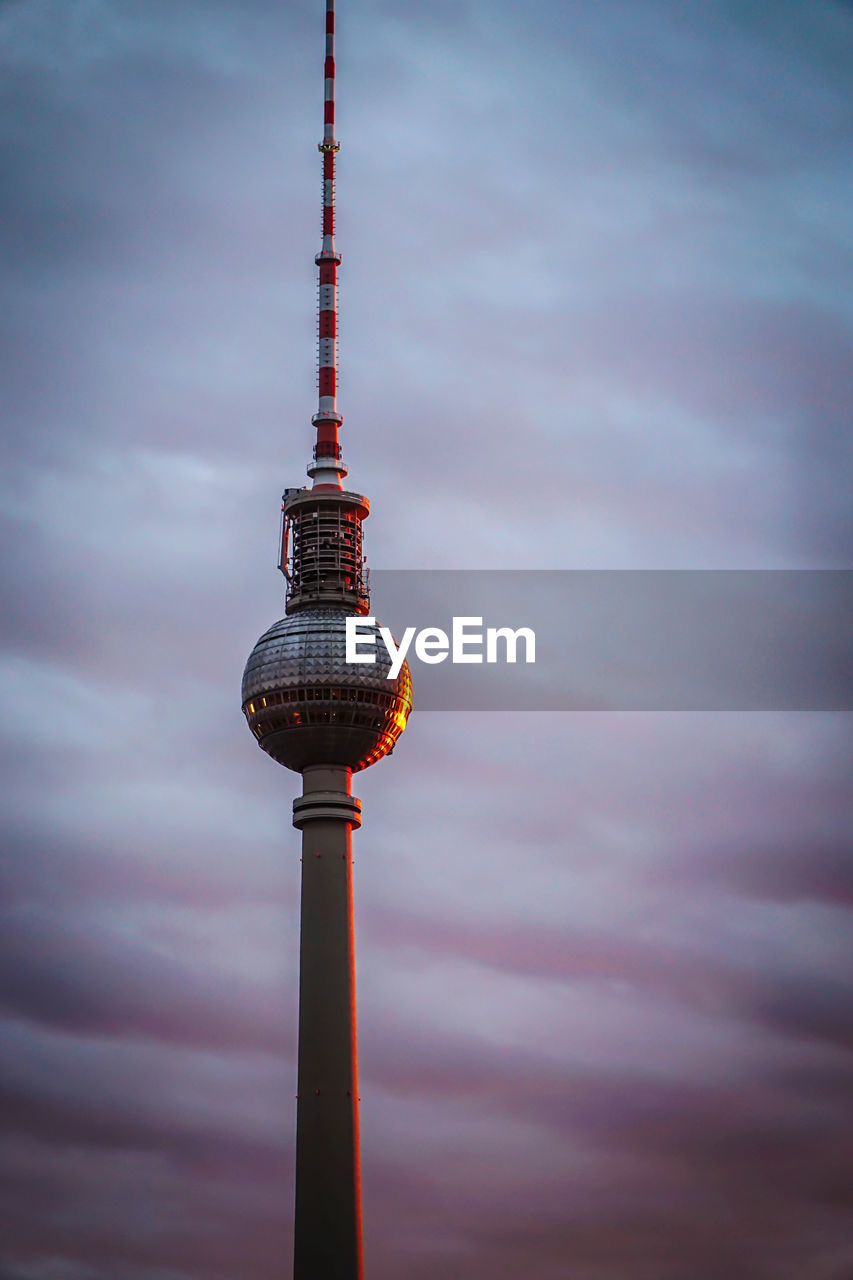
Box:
[752,973,853,1051]
[356,1023,853,1280]
[0,817,292,910]
[363,903,853,1051]
[0,909,293,1051]
[668,838,853,907]
[0,1021,293,1178]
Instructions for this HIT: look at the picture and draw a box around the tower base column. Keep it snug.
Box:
[292,764,363,1280]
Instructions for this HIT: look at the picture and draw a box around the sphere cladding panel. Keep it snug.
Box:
[242,608,412,772]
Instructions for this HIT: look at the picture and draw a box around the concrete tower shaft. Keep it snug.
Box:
[292,765,363,1280]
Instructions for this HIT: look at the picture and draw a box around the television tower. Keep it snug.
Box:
[241,2,412,1276]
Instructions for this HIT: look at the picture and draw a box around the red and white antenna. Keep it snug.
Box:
[308,0,346,490]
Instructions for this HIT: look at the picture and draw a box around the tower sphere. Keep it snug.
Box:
[242,608,412,772]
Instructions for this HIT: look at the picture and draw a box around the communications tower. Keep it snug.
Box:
[242,3,412,1276]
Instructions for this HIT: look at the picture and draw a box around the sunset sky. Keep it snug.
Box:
[1,1,852,1278]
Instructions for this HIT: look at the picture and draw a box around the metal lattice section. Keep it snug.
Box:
[281,488,369,614]
[286,504,366,611]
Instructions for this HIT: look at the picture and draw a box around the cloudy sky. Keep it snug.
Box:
[1,0,852,1277]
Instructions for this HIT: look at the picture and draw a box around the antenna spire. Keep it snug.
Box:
[309,0,346,490]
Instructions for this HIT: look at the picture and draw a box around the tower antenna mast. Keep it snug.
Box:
[311,0,345,489]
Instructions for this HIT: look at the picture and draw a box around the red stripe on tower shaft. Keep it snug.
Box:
[324,102,335,124]
[319,368,336,397]
[323,153,335,179]
[319,311,336,337]
[319,263,336,285]
[325,56,335,78]
[323,207,334,235]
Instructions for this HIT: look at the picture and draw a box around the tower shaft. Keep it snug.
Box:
[292,765,363,1280]
[243,4,411,1275]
